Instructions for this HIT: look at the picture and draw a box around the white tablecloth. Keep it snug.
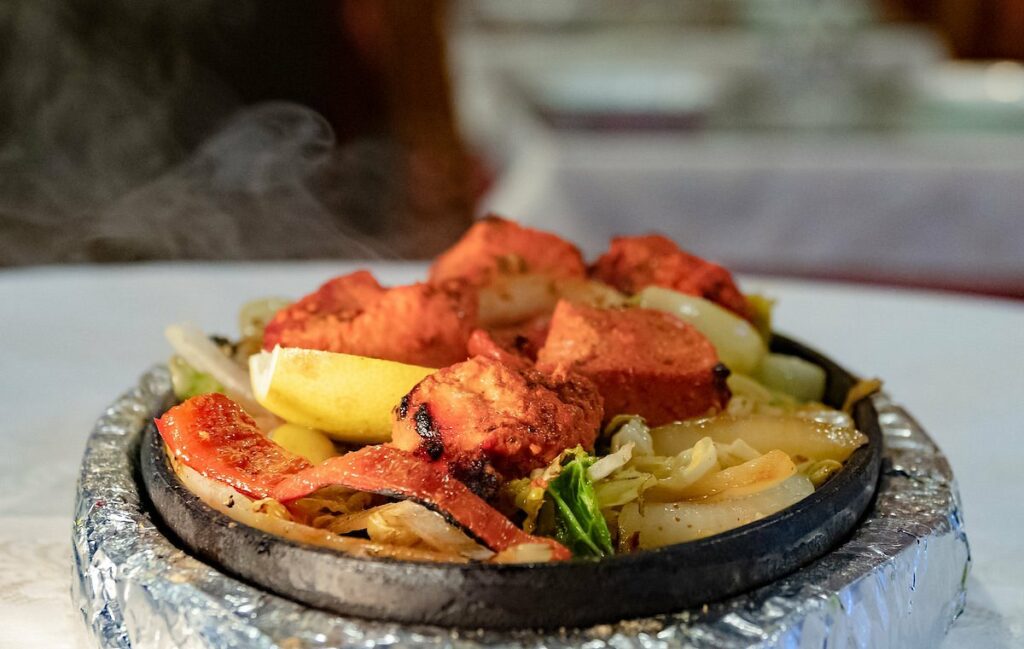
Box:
[1,262,1022,648]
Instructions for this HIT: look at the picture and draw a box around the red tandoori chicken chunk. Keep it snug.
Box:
[391,356,603,496]
[465,310,551,366]
[590,234,750,318]
[536,301,730,426]
[466,328,533,370]
[429,215,587,287]
[263,270,476,367]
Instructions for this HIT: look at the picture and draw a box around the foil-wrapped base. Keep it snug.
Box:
[73,367,969,648]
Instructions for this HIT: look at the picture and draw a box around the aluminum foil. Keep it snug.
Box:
[73,366,970,648]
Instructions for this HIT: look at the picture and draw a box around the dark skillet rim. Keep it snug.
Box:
[143,333,881,577]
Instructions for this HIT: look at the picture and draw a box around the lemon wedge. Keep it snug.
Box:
[269,424,338,464]
[250,346,434,443]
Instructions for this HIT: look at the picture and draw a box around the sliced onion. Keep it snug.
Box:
[165,323,279,431]
[631,286,766,375]
[643,437,720,500]
[675,449,796,501]
[713,438,763,468]
[610,417,655,456]
[726,373,776,404]
[555,278,627,309]
[618,475,815,549]
[477,274,627,329]
[478,273,560,328]
[753,353,827,403]
[319,500,493,561]
[588,442,634,481]
[367,501,495,561]
[651,414,867,463]
[593,470,656,509]
[492,542,558,564]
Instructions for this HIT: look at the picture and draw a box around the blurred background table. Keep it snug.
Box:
[0,263,1021,647]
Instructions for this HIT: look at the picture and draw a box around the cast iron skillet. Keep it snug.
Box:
[140,335,882,630]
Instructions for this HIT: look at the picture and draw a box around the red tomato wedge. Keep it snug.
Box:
[155,393,312,500]
[272,445,572,560]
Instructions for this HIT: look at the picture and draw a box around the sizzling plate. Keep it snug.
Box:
[140,335,882,630]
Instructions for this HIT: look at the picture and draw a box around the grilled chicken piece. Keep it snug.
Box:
[429,215,586,287]
[536,301,731,426]
[466,329,533,370]
[391,356,603,496]
[264,270,476,367]
[590,234,750,318]
[466,310,553,367]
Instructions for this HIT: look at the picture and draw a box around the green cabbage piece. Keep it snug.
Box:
[169,355,225,400]
[546,449,614,558]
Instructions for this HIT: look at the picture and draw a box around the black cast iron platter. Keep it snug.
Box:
[140,335,882,630]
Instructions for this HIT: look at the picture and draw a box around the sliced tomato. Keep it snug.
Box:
[272,445,571,560]
[155,393,311,500]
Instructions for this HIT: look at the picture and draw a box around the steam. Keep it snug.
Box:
[81,104,397,261]
[0,0,227,262]
[3,101,400,262]
[0,1,455,264]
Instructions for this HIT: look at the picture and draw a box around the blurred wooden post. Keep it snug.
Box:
[339,0,475,257]
[882,0,1024,59]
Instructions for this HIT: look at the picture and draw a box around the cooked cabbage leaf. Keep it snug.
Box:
[546,451,614,558]
[169,355,225,400]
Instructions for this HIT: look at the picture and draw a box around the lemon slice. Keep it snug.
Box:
[250,346,434,443]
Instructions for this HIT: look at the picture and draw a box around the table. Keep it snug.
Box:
[1,263,1021,647]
